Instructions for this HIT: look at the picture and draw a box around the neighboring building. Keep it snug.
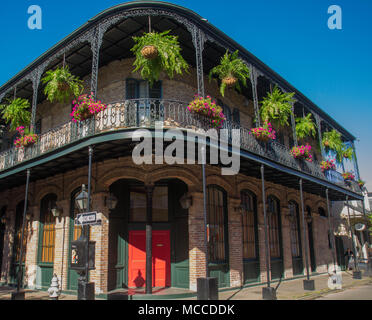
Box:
[332,188,370,270]
[0,2,365,298]
[368,192,372,212]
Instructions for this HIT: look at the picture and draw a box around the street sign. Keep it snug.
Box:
[75,212,98,226]
[354,223,366,231]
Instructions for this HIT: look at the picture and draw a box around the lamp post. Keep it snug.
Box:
[74,145,95,300]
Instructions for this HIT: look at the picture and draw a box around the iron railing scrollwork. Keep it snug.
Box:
[0,98,360,195]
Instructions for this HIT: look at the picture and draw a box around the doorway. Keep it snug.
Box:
[128,230,170,288]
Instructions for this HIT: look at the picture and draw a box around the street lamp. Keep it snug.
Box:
[76,184,89,212]
[105,193,118,210]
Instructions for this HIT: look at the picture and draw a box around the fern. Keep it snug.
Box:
[42,66,83,103]
[341,146,354,161]
[209,50,250,97]
[295,113,317,140]
[0,98,31,131]
[131,30,189,87]
[322,129,352,163]
[259,86,295,128]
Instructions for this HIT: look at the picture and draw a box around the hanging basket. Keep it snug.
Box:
[141,45,159,60]
[222,76,237,87]
[57,81,70,92]
[255,135,270,143]
[323,140,330,148]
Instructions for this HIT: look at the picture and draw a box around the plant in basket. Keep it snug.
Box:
[131,30,189,86]
[42,66,84,103]
[14,126,38,148]
[187,95,226,129]
[342,172,355,181]
[320,159,336,172]
[208,50,250,97]
[250,120,276,142]
[290,144,313,162]
[70,93,107,122]
[358,179,365,188]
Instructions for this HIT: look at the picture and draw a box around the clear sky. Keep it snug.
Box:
[0,0,371,190]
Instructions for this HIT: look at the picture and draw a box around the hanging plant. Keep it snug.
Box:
[342,172,355,181]
[0,98,31,131]
[208,50,250,97]
[250,120,276,142]
[320,159,336,172]
[322,129,342,151]
[290,144,313,162]
[70,93,107,122]
[295,113,317,140]
[358,179,365,188]
[131,30,189,87]
[187,94,226,129]
[41,66,84,103]
[14,126,37,148]
[259,85,295,128]
[342,146,354,160]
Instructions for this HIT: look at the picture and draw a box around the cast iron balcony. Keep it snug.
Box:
[0,98,361,193]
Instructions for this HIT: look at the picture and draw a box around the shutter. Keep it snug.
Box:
[149,81,162,99]
[126,79,138,99]
[232,108,240,125]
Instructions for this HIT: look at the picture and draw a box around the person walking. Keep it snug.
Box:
[344,248,354,270]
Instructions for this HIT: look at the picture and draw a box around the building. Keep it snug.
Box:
[0,2,365,298]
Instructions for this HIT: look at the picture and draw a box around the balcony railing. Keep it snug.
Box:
[0,98,361,193]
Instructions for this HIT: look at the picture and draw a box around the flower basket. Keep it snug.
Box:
[187,95,226,129]
[342,172,355,181]
[358,180,365,188]
[320,159,336,172]
[14,126,38,148]
[70,93,107,123]
[250,121,276,143]
[141,45,159,59]
[290,144,313,162]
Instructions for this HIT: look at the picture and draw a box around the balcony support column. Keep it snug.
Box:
[314,114,325,158]
[351,142,360,181]
[90,26,104,99]
[290,101,298,147]
[30,69,43,130]
[251,67,261,127]
[192,27,205,97]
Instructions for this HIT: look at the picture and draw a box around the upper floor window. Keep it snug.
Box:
[126,79,162,99]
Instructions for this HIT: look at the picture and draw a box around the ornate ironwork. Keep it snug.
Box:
[0,98,359,196]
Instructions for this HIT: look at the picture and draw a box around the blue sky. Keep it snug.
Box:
[1,0,371,191]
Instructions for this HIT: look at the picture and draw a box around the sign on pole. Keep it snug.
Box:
[75,212,98,226]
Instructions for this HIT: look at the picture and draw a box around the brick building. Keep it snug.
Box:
[0,2,365,298]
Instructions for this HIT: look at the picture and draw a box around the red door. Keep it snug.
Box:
[128,230,170,288]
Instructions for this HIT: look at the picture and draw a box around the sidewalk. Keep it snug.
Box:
[220,270,372,300]
[0,270,370,300]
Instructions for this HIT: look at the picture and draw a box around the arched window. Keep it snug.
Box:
[267,196,281,258]
[13,201,28,263]
[289,201,301,258]
[39,194,57,263]
[318,207,327,217]
[207,185,228,263]
[241,190,257,260]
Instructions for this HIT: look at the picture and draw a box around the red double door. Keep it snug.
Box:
[128,230,171,288]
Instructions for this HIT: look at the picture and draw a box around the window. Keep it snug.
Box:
[267,196,281,258]
[241,191,257,260]
[232,108,240,125]
[289,201,301,258]
[13,201,28,263]
[126,79,162,126]
[207,185,227,262]
[39,194,57,263]
[71,190,83,241]
[318,207,327,217]
[129,186,168,222]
